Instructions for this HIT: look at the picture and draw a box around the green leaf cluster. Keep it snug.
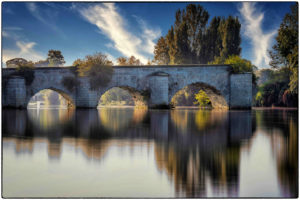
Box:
[194,90,211,107]
[210,55,258,84]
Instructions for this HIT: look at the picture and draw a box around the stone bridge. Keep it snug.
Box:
[2,65,252,109]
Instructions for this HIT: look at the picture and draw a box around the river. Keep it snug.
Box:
[2,108,298,198]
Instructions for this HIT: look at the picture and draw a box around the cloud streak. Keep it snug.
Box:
[78,3,160,64]
[239,2,277,68]
[26,3,66,38]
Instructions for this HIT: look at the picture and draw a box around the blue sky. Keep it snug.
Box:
[2,2,295,68]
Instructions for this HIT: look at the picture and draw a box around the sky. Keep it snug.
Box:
[2,1,295,68]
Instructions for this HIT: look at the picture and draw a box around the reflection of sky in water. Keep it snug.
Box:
[2,108,298,198]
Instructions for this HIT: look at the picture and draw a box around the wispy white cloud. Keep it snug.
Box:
[133,15,161,55]
[77,3,160,64]
[2,41,44,65]
[239,2,277,68]
[3,27,23,40]
[26,3,66,38]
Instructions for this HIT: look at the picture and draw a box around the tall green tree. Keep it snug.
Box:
[204,17,222,63]
[154,4,241,65]
[269,3,298,94]
[219,16,241,58]
[175,22,192,64]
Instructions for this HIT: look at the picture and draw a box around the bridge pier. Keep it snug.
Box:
[76,78,98,108]
[3,76,27,108]
[148,73,169,108]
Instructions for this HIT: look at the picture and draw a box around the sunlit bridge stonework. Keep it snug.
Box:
[2,65,252,109]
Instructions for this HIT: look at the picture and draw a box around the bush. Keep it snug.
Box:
[194,90,211,107]
[61,76,80,92]
[74,53,114,90]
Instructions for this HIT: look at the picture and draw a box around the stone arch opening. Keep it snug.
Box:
[98,86,148,108]
[170,82,228,109]
[27,88,75,109]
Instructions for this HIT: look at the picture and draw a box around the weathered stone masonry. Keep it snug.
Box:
[2,65,252,109]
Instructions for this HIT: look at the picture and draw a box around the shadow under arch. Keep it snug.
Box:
[98,86,148,107]
[170,82,228,109]
[27,87,75,108]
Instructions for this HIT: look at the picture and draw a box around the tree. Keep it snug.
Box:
[194,90,211,107]
[128,56,141,65]
[204,17,222,62]
[117,57,127,65]
[172,4,209,64]
[175,21,193,64]
[166,26,177,64]
[269,3,298,94]
[47,50,65,66]
[218,16,241,58]
[153,37,170,64]
[73,52,113,90]
[116,56,142,66]
[154,4,241,65]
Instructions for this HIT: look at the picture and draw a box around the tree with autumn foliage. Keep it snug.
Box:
[116,56,142,66]
[73,52,113,90]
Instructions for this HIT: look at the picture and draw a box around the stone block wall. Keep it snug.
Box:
[76,78,98,108]
[149,75,169,107]
[3,76,26,108]
[230,73,252,109]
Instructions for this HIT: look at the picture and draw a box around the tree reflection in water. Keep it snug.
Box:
[2,108,298,197]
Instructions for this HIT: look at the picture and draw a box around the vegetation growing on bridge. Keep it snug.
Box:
[194,90,212,108]
[73,52,114,90]
[61,76,80,92]
[5,63,35,86]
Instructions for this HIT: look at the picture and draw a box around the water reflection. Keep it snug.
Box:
[2,108,298,198]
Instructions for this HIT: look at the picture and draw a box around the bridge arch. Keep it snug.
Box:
[26,87,75,108]
[169,82,229,109]
[98,86,148,108]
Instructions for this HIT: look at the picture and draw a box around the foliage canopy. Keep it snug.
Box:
[194,90,211,107]
[153,4,241,65]
[73,52,113,90]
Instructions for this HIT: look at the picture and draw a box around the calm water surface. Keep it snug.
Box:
[2,108,298,198]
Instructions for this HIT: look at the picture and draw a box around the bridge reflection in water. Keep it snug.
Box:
[2,108,297,198]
